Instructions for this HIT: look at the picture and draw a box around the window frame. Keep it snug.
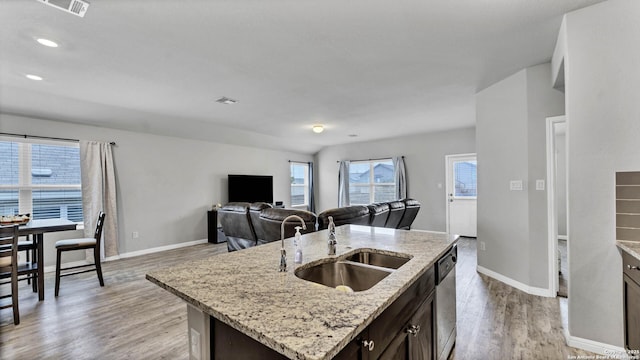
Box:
[290,162,309,208]
[0,137,83,223]
[348,159,396,205]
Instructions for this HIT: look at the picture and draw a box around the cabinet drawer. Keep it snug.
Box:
[623,251,640,285]
[367,266,435,359]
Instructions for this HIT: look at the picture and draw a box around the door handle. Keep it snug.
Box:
[406,324,421,336]
[362,339,375,351]
[449,193,453,202]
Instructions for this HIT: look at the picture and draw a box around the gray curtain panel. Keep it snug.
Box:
[393,156,407,200]
[338,160,350,207]
[80,140,119,260]
[308,161,315,213]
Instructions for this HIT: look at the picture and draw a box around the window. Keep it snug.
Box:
[348,159,396,205]
[0,139,83,222]
[290,162,309,207]
[453,160,477,198]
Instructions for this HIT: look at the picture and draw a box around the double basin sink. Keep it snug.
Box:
[294,250,411,292]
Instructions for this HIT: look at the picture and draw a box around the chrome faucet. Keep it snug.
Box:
[279,215,307,272]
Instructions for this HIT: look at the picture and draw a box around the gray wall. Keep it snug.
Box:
[476,63,564,289]
[525,63,566,288]
[564,0,640,346]
[315,127,476,231]
[0,114,312,267]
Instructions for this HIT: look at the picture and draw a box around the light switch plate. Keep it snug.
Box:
[536,179,545,191]
[510,180,523,191]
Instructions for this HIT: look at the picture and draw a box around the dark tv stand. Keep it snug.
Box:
[207,210,227,244]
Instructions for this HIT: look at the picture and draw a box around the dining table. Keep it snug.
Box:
[18,218,78,301]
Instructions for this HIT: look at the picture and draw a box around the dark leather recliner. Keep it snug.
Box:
[255,208,317,245]
[317,206,370,230]
[367,203,390,227]
[249,202,273,238]
[397,198,420,230]
[384,200,406,228]
[218,202,257,252]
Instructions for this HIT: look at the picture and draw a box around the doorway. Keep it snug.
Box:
[446,154,477,237]
[546,116,568,297]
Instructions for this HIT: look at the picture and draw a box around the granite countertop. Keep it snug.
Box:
[146,225,457,360]
[617,240,640,261]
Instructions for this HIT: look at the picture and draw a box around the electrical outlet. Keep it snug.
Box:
[132,231,139,239]
[479,241,486,251]
[536,179,545,191]
[190,328,201,360]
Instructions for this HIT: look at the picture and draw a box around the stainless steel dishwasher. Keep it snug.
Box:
[435,245,457,360]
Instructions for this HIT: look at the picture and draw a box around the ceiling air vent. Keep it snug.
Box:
[37,0,89,17]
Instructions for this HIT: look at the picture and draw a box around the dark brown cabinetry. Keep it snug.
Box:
[334,266,435,360]
[623,251,640,351]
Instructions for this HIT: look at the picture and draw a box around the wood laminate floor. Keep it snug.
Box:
[1,238,595,359]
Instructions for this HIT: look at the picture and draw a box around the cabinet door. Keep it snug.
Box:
[407,296,434,360]
[333,331,370,360]
[378,295,434,360]
[624,274,640,351]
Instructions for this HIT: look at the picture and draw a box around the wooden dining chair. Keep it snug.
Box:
[0,225,20,325]
[55,211,105,297]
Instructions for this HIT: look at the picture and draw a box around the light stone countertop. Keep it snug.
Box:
[617,240,640,261]
[146,225,457,360]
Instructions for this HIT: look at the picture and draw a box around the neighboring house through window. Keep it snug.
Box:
[348,159,396,205]
[290,162,309,208]
[0,139,83,222]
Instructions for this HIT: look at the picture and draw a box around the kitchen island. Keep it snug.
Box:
[146,225,457,360]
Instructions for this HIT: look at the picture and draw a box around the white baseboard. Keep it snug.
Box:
[564,329,629,359]
[108,238,209,261]
[44,238,209,273]
[476,265,554,297]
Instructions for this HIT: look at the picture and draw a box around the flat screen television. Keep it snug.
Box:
[227,174,273,204]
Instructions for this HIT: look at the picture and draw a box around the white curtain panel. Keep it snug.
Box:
[338,161,350,207]
[80,140,119,260]
[393,156,407,200]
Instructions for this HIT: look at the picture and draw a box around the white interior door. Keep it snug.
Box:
[446,154,477,237]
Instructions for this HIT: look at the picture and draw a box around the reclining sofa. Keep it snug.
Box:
[218,198,420,252]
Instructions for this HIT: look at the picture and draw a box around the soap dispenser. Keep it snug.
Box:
[327,216,337,255]
[294,226,303,264]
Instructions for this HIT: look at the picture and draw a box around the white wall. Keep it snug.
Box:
[0,114,312,267]
[563,0,640,347]
[476,63,564,290]
[315,127,476,231]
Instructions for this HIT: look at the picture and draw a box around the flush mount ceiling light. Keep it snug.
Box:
[312,125,324,133]
[36,38,58,47]
[216,97,238,104]
[26,74,43,81]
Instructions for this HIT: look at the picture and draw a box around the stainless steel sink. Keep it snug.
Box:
[344,250,410,269]
[294,261,393,292]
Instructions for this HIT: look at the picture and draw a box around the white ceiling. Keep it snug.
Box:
[0,0,603,154]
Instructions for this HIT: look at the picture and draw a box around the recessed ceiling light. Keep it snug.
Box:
[26,74,43,81]
[216,97,238,104]
[36,38,58,48]
[312,125,324,133]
